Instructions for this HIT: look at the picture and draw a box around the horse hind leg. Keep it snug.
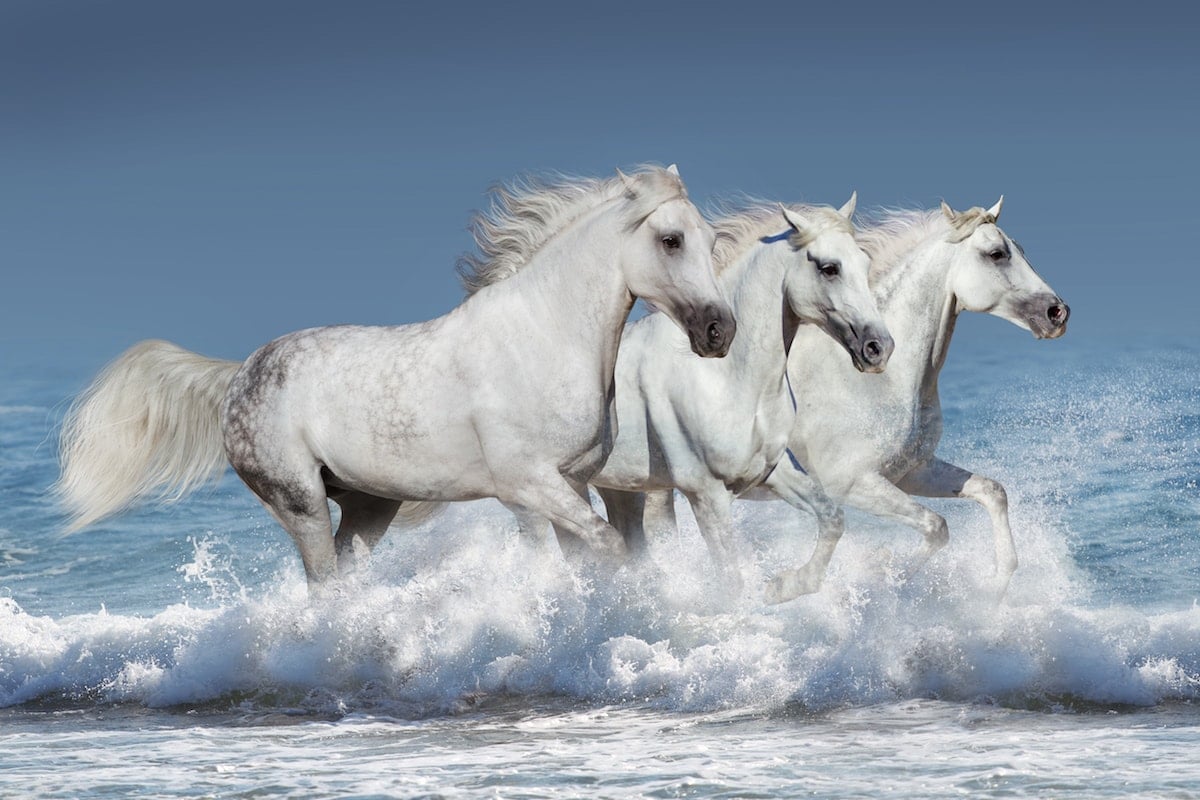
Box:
[239,465,338,592]
[641,490,677,541]
[595,486,649,557]
[332,491,402,577]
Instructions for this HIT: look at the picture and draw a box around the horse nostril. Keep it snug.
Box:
[864,339,882,362]
[1047,303,1069,325]
[706,322,724,345]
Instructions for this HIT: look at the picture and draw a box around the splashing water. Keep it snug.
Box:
[2,337,1200,797]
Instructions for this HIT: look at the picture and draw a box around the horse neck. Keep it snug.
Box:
[493,203,634,379]
[879,241,960,397]
[723,244,794,387]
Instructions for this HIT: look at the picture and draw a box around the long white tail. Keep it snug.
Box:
[56,339,243,532]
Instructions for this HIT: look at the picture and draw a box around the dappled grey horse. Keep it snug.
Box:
[57,166,736,589]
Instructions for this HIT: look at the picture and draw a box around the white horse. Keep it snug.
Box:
[750,198,1070,603]
[56,166,737,589]
[515,195,893,592]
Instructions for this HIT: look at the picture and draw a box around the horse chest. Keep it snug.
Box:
[701,401,790,490]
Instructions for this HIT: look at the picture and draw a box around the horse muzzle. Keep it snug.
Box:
[850,326,894,373]
[684,303,737,358]
[1025,296,1070,339]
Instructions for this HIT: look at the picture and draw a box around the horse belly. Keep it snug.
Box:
[318,420,495,501]
[231,326,497,502]
[589,400,655,490]
[308,375,506,501]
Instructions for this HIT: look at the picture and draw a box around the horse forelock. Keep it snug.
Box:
[457,165,686,295]
[710,202,854,274]
[619,168,689,230]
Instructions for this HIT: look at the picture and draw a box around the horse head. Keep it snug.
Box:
[941,198,1070,339]
[780,194,893,372]
[618,165,736,358]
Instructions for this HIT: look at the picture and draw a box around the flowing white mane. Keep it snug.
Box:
[859,206,998,299]
[710,202,853,274]
[458,166,687,294]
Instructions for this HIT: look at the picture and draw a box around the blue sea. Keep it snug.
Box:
[3,329,1200,798]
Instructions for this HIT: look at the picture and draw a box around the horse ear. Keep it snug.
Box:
[838,191,857,220]
[986,195,1004,221]
[780,204,812,237]
[940,200,959,222]
[666,163,680,176]
[617,168,636,193]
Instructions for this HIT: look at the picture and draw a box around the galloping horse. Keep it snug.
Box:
[758,198,1069,602]
[57,166,736,589]
[559,196,892,593]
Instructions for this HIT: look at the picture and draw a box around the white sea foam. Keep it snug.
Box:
[3,497,1199,716]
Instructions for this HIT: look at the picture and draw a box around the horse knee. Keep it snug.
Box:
[828,504,845,529]
[922,513,949,551]
[969,476,1008,513]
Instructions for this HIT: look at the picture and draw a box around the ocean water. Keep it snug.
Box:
[2,332,1199,798]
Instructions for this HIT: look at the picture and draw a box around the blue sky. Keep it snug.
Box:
[2,0,1197,369]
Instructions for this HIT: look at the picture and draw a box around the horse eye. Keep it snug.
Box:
[988,249,1007,261]
[820,263,840,277]
[661,234,682,251]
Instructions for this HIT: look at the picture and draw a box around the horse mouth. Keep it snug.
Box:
[1037,324,1068,340]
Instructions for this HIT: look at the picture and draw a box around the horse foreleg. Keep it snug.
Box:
[332,492,402,577]
[846,472,949,583]
[897,458,1016,598]
[681,486,744,597]
[595,487,649,557]
[758,461,845,603]
[512,477,626,564]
